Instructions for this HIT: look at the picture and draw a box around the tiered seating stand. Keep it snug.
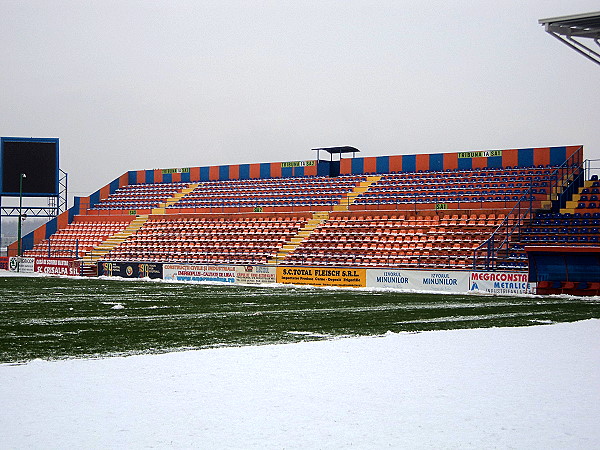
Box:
[24,217,133,259]
[284,210,519,269]
[104,213,311,265]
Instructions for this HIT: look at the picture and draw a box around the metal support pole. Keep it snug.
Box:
[17,173,26,256]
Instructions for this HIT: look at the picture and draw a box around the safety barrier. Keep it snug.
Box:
[95,260,531,295]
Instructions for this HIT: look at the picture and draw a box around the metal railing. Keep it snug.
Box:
[548,146,585,211]
[472,150,587,271]
[584,159,600,182]
[471,189,535,271]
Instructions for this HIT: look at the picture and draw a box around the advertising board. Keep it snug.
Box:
[8,257,35,273]
[277,267,366,288]
[163,264,236,283]
[458,150,502,158]
[35,257,81,276]
[367,269,470,292]
[280,160,316,168]
[92,260,530,295]
[98,261,163,279]
[235,265,277,284]
[469,272,530,294]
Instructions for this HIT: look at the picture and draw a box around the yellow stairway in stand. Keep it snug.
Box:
[82,215,149,266]
[268,211,329,264]
[333,175,381,211]
[152,183,199,215]
[83,182,200,267]
[561,180,596,214]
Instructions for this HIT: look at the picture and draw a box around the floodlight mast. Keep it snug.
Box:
[539,12,600,67]
[17,173,26,256]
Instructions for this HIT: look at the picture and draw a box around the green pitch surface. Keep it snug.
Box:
[1,276,599,363]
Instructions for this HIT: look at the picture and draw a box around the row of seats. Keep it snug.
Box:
[171,175,365,209]
[521,235,600,244]
[537,280,600,295]
[519,211,600,247]
[106,251,273,265]
[353,166,559,209]
[24,221,130,258]
[283,212,524,268]
[103,216,309,264]
[353,194,543,204]
[576,201,600,210]
[90,182,188,210]
[171,199,341,208]
[284,252,475,269]
[323,213,508,229]
[86,165,558,213]
[381,166,556,180]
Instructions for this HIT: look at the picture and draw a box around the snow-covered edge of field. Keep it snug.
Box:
[1,319,598,449]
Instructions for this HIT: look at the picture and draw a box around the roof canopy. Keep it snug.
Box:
[312,146,360,161]
[539,11,600,66]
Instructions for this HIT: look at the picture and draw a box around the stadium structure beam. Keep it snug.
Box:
[312,146,360,161]
[1,206,59,217]
[539,12,600,67]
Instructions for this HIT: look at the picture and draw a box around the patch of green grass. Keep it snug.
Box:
[1,276,598,363]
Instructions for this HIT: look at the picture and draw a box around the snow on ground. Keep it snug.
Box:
[1,320,599,449]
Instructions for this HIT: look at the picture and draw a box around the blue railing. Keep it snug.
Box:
[473,148,586,271]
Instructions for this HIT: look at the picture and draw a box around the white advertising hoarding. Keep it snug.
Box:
[8,257,35,273]
[235,265,277,284]
[162,264,277,285]
[469,272,530,295]
[367,269,470,292]
[163,264,236,283]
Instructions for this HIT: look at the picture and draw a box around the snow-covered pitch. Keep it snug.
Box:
[1,320,599,449]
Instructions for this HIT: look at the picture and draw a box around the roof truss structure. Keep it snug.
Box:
[539,11,600,66]
[312,146,360,161]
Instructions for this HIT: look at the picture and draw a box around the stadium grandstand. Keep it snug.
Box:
[6,145,600,295]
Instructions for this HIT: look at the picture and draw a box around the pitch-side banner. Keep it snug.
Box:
[98,261,163,279]
[35,257,81,276]
[8,257,35,273]
[277,266,366,288]
[367,269,470,292]
[163,264,237,283]
[162,264,276,285]
[235,265,277,284]
[469,272,530,294]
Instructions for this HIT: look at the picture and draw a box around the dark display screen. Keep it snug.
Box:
[1,139,59,196]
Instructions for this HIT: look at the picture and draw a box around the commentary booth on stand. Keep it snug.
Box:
[313,146,360,177]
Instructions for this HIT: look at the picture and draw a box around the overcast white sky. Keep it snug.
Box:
[1,1,599,199]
